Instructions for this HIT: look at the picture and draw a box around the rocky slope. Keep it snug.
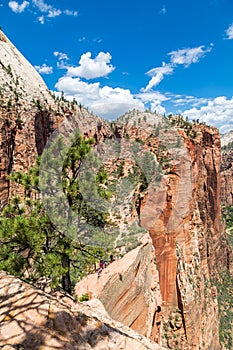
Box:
[220,130,233,148]
[0,30,53,104]
[75,234,163,343]
[0,271,166,350]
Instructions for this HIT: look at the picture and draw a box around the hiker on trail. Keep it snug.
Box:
[110,254,114,263]
[99,259,105,269]
[97,267,103,278]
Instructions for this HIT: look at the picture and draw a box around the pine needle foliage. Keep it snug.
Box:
[0,132,114,294]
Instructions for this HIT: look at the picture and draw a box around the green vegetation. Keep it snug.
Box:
[78,292,89,302]
[216,205,233,349]
[221,141,233,151]
[215,270,233,349]
[222,205,233,246]
[0,133,115,294]
[168,114,198,138]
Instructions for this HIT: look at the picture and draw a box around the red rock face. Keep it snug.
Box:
[139,125,230,349]
[76,118,231,350]
[75,235,163,341]
[0,101,112,209]
[220,149,233,206]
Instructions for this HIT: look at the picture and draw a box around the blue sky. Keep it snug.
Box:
[1,0,233,133]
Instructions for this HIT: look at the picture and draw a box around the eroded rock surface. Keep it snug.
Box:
[0,271,167,350]
[75,234,162,342]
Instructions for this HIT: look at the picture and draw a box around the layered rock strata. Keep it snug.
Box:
[75,234,163,342]
[76,117,231,350]
[0,271,167,350]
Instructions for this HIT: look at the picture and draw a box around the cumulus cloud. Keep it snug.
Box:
[8,1,29,13]
[168,45,213,67]
[66,52,115,79]
[35,63,53,74]
[55,76,145,119]
[142,63,173,92]
[225,23,233,39]
[183,96,233,133]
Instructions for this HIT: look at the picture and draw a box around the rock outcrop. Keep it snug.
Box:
[0,271,167,350]
[129,121,230,349]
[75,234,163,343]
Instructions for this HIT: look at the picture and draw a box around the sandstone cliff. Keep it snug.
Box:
[76,114,232,350]
[0,271,167,350]
[75,234,163,343]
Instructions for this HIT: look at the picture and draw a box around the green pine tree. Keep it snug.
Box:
[0,132,114,294]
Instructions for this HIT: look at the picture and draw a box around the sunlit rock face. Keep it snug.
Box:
[75,234,163,342]
[76,115,231,350]
[0,271,167,350]
[120,120,230,349]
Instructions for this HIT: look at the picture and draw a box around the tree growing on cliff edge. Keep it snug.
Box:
[0,133,113,294]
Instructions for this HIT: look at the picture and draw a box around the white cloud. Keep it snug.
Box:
[48,9,61,18]
[171,95,210,107]
[38,15,44,24]
[168,45,213,67]
[136,91,169,104]
[54,51,69,61]
[35,63,53,74]
[142,62,173,91]
[55,76,145,119]
[32,0,50,12]
[8,1,29,13]
[64,9,78,16]
[66,52,115,79]
[160,5,166,15]
[183,96,233,133]
[32,0,78,23]
[225,23,233,39]
[142,44,212,91]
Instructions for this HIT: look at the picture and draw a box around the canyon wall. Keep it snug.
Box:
[0,30,232,350]
[76,115,231,349]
